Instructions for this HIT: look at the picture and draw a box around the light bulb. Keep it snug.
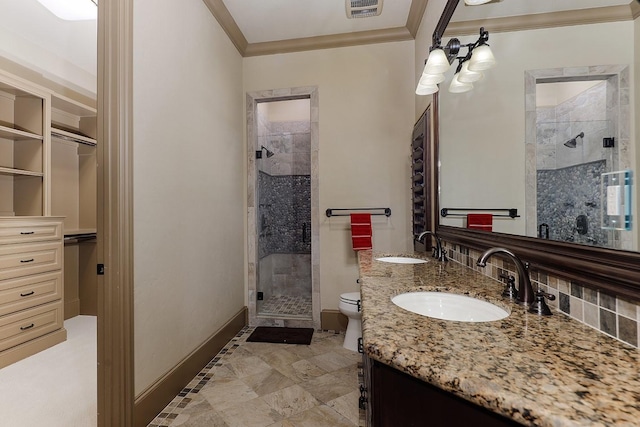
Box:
[449,74,473,93]
[468,45,496,71]
[423,48,451,75]
[457,61,483,83]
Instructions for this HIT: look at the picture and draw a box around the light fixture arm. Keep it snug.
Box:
[432,0,461,47]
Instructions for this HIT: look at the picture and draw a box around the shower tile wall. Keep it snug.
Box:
[537,161,607,246]
[257,119,312,306]
[536,81,612,171]
[258,172,311,256]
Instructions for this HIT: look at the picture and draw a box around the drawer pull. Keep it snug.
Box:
[20,231,35,235]
[20,323,35,331]
[20,259,35,263]
[20,291,35,297]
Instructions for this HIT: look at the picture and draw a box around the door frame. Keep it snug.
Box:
[97,0,134,425]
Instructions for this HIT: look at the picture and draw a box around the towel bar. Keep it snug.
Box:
[326,208,391,217]
[440,208,519,218]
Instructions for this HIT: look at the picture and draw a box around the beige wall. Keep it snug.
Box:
[133,0,244,395]
[435,22,635,237]
[244,41,415,311]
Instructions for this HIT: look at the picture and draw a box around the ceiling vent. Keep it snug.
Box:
[346,0,383,19]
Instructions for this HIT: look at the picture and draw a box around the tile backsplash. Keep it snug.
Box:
[445,242,639,349]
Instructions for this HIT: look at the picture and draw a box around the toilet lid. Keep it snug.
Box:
[340,292,361,303]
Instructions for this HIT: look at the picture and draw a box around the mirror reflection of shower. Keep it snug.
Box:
[563,131,584,148]
[535,78,617,249]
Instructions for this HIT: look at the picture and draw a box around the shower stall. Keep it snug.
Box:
[535,79,617,247]
[254,99,312,320]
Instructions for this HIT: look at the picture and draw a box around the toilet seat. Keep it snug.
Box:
[340,292,361,305]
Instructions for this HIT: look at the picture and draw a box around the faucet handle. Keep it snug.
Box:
[528,289,555,316]
[499,274,518,300]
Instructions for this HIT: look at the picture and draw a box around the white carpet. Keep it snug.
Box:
[0,315,97,427]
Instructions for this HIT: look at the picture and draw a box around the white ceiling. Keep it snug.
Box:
[223,0,413,44]
[0,0,632,96]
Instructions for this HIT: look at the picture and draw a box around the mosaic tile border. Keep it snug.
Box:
[445,242,640,349]
[147,327,364,427]
[147,327,252,427]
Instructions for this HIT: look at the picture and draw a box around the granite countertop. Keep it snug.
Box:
[358,250,640,427]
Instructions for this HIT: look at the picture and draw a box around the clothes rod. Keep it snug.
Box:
[52,130,97,147]
[440,208,519,218]
[326,208,391,217]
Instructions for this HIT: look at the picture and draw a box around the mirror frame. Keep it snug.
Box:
[433,91,640,301]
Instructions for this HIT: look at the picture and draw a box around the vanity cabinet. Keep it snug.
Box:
[0,217,66,369]
[362,355,521,427]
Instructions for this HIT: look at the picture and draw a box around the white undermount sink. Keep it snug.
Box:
[391,292,509,322]
[376,256,427,264]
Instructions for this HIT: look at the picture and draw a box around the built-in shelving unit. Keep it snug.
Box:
[0,67,100,365]
[0,73,49,218]
[50,93,97,319]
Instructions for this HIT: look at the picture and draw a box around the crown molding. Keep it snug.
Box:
[406,0,429,38]
[244,27,413,57]
[203,0,425,57]
[201,0,248,54]
[632,0,640,19]
[444,3,636,37]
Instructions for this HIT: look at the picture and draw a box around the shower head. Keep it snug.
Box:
[563,132,584,148]
[260,145,275,158]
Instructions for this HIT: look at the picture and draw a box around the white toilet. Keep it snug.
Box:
[339,292,362,352]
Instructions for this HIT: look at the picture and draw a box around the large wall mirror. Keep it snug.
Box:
[434,0,640,300]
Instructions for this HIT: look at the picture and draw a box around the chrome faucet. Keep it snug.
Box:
[416,231,447,262]
[476,247,534,305]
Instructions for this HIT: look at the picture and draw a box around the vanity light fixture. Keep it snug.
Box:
[37,0,97,21]
[416,27,496,95]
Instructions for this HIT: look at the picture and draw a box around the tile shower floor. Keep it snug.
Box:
[259,295,313,318]
[148,327,363,427]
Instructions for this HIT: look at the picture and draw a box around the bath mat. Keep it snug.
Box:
[246,327,314,345]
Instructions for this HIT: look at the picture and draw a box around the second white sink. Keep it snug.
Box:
[376,256,427,264]
[391,292,509,322]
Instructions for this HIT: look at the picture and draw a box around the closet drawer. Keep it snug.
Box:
[0,301,63,352]
[0,219,63,245]
[0,241,62,281]
[0,271,62,317]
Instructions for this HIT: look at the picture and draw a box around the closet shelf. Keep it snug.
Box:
[0,125,43,141]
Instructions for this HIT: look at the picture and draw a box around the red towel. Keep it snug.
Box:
[350,213,372,250]
[467,214,493,231]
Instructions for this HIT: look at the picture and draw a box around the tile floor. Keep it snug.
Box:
[148,327,363,427]
[259,295,313,318]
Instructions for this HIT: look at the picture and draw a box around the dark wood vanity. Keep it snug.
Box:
[362,355,522,427]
